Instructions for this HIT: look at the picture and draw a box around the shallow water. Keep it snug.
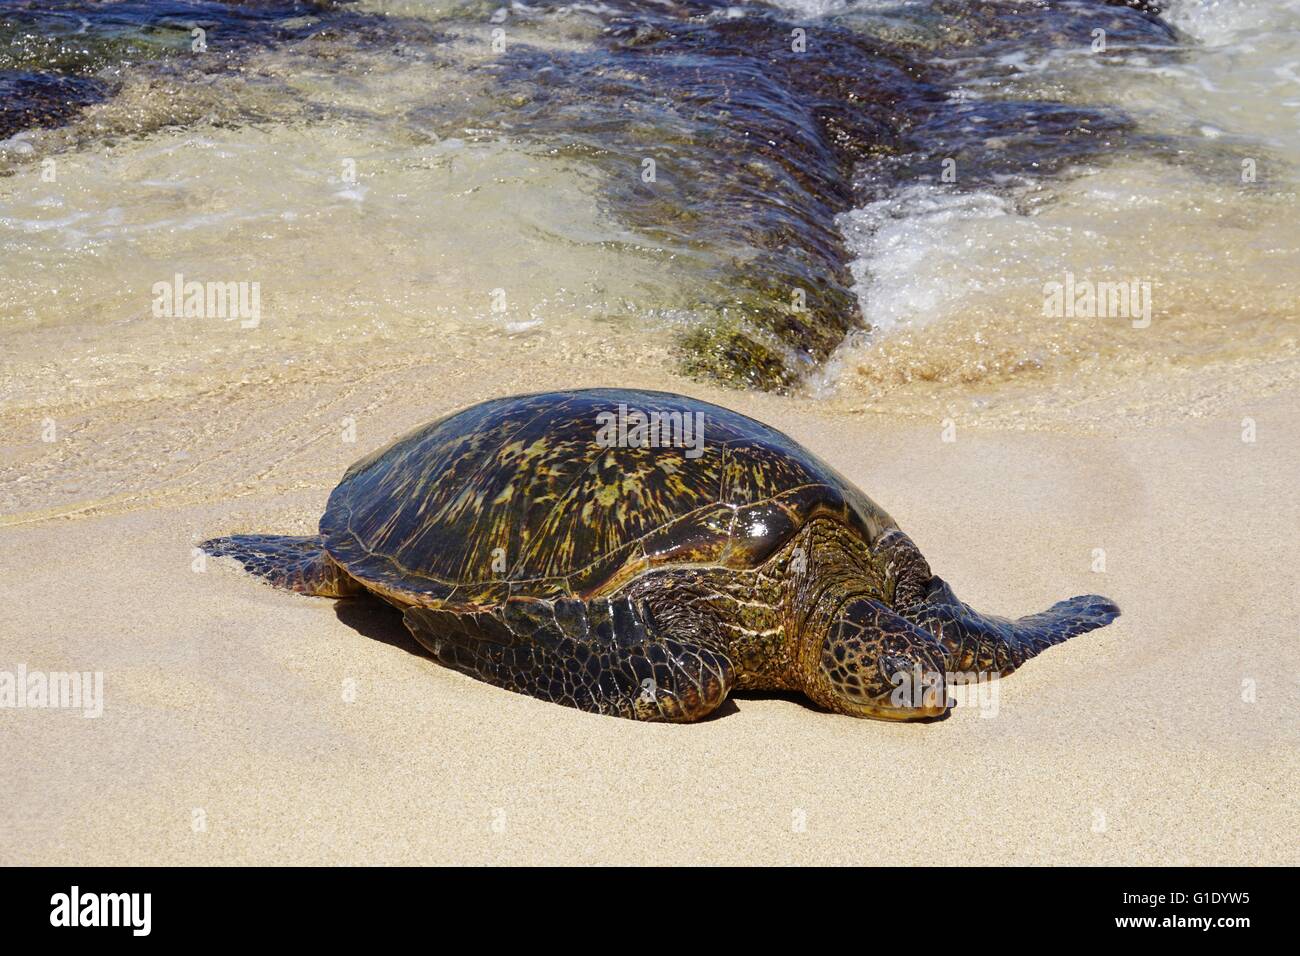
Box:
[0,0,1296,422]
[820,0,1300,420]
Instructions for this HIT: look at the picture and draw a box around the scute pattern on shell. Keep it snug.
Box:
[320,389,895,606]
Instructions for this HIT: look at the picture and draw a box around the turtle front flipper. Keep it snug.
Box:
[913,577,1120,677]
[403,596,735,722]
[201,534,362,597]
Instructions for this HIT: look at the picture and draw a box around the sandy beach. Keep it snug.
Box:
[3,345,1296,865]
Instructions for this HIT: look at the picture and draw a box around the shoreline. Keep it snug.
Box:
[4,322,1297,526]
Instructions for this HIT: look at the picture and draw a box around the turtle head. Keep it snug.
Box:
[807,596,951,721]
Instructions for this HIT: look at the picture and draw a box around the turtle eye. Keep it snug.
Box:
[879,654,912,681]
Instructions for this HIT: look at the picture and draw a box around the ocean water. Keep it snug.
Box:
[0,0,1296,418]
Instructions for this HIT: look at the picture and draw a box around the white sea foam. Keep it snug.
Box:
[835,185,1018,336]
[1163,0,1300,45]
[751,0,906,19]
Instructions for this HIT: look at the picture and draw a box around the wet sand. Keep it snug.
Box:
[3,352,1296,865]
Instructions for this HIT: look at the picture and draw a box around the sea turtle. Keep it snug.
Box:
[203,388,1118,722]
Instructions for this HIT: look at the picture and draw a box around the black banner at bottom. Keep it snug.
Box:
[0,866,1275,941]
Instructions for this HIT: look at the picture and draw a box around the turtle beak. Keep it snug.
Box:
[855,699,950,721]
[879,659,952,720]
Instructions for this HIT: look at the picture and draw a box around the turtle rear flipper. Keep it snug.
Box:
[404,596,735,722]
[915,577,1120,676]
[201,534,362,597]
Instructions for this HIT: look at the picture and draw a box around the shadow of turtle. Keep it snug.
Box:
[333,596,431,660]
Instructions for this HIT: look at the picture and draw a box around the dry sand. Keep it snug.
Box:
[2,347,1297,865]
